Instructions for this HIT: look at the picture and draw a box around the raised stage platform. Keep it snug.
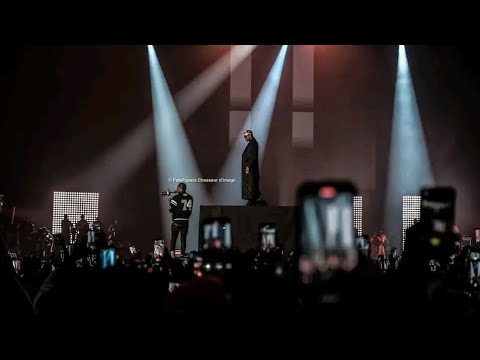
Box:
[199,205,297,252]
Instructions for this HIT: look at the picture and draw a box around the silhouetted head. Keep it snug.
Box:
[244,130,253,142]
[177,183,186,194]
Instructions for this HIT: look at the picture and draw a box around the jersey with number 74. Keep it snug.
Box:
[169,193,193,222]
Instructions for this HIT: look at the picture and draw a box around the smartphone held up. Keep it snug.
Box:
[297,181,358,283]
[420,187,456,236]
[100,248,116,269]
[259,223,277,250]
[201,217,232,250]
[413,187,457,263]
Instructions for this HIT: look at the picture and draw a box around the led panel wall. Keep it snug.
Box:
[52,192,99,236]
[353,196,362,237]
[402,195,421,250]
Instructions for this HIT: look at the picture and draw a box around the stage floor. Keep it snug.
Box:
[199,205,297,252]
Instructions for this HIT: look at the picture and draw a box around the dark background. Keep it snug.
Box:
[0,45,478,251]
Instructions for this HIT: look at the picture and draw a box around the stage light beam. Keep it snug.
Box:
[148,45,210,252]
[61,45,260,250]
[214,45,289,205]
[384,45,434,251]
[61,119,155,201]
[175,45,257,121]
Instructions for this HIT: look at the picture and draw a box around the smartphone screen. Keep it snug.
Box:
[129,246,137,256]
[154,239,165,256]
[9,252,20,273]
[355,235,369,257]
[100,248,116,269]
[201,217,232,250]
[297,181,357,280]
[420,187,456,234]
[469,251,480,287]
[475,229,480,244]
[259,223,276,250]
[461,236,472,248]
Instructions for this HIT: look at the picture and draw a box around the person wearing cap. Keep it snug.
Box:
[242,130,260,206]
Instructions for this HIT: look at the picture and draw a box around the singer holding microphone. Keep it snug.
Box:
[168,183,193,257]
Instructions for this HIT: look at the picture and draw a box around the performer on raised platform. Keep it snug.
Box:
[242,130,260,206]
[169,182,193,256]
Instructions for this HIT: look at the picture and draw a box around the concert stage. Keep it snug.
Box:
[199,206,297,252]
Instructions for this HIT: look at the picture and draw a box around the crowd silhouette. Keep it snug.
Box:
[1,187,479,342]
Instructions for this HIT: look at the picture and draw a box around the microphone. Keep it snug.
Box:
[161,190,177,196]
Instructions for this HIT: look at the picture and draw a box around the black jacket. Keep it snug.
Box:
[169,193,193,222]
[241,137,260,200]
